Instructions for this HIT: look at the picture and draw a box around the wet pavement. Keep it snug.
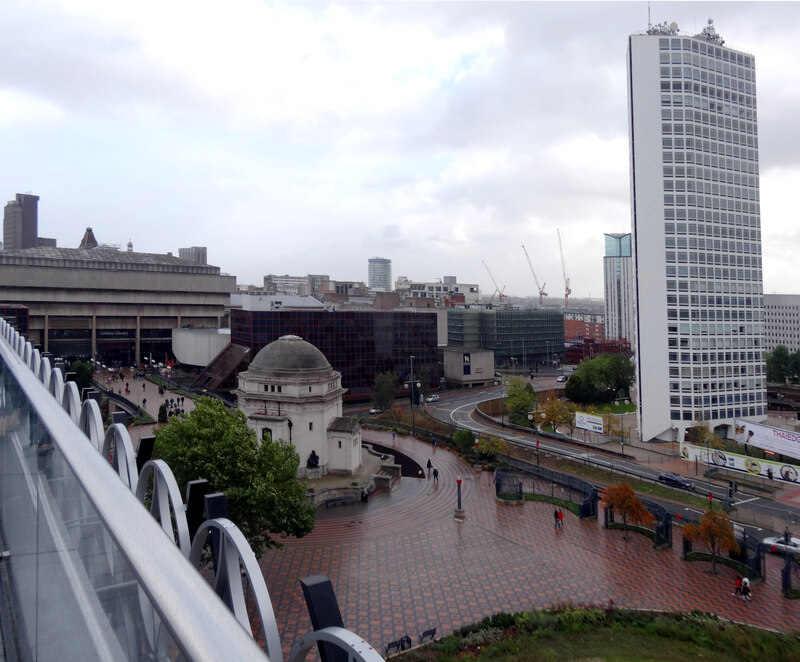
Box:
[98,368,196,450]
[259,429,800,659]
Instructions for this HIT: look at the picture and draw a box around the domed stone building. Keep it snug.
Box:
[236,335,362,478]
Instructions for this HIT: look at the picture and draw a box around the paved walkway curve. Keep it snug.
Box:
[259,431,800,659]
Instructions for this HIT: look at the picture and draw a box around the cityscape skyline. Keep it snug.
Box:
[3,2,800,297]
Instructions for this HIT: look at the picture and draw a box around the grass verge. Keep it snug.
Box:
[394,606,800,662]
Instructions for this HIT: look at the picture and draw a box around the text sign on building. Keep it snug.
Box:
[575,412,603,434]
[735,420,800,462]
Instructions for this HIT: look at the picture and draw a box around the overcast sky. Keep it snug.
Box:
[2,1,799,299]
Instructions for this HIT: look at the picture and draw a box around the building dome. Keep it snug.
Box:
[247,335,332,378]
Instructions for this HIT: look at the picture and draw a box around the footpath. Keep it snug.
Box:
[94,367,196,452]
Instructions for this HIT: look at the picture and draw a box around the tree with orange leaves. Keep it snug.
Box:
[683,509,740,574]
[601,482,654,539]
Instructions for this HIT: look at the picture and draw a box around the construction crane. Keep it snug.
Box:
[556,228,571,309]
[481,260,505,304]
[521,244,547,305]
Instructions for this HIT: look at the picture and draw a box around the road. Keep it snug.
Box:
[420,385,800,538]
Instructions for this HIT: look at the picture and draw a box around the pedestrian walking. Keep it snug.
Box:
[432,436,437,449]
[557,509,564,529]
[142,398,147,410]
[432,468,439,485]
[142,382,146,391]
[554,508,559,530]
[732,576,742,597]
[741,576,751,602]
[392,430,396,442]
[426,459,433,477]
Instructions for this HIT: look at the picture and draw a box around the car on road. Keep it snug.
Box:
[425,394,440,403]
[762,534,800,555]
[368,407,385,414]
[657,472,694,490]
[556,375,567,382]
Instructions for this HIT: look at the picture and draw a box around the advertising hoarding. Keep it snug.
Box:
[575,412,603,434]
[680,442,799,484]
[734,420,800,462]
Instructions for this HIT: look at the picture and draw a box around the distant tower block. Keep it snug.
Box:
[368,257,391,292]
[179,246,208,264]
[3,193,39,251]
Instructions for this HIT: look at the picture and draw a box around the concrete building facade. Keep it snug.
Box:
[178,246,208,264]
[0,246,235,364]
[603,233,634,342]
[442,347,495,388]
[764,294,800,353]
[395,276,481,305]
[3,194,40,251]
[628,21,765,442]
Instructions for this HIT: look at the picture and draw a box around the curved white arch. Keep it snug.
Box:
[61,381,81,424]
[30,348,41,376]
[46,363,64,402]
[287,627,385,662]
[38,356,52,387]
[79,398,105,452]
[22,340,32,366]
[189,518,283,662]
[102,423,139,492]
[136,460,192,556]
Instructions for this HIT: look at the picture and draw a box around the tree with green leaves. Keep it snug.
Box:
[68,360,94,393]
[767,345,791,383]
[154,397,315,557]
[565,353,634,404]
[477,435,508,463]
[683,509,739,574]
[504,376,537,416]
[601,482,654,539]
[542,398,575,435]
[452,428,476,455]
[371,371,398,412]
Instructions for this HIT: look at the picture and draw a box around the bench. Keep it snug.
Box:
[385,635,412,658]
[418,627,437,644]
[324,496,355,508]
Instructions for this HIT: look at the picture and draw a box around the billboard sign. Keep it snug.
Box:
[575,412,603,434]
[680,441,799,484]
[734,420,800,462]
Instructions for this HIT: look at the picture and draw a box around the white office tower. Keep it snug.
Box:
[628,20,765,442]
[368,257,392,292]
[603,233,634,343]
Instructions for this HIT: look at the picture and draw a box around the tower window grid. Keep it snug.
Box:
[657,35,765,423]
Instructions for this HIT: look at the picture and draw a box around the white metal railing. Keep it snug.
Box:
[0,321,268,661]
[0,319,384,662]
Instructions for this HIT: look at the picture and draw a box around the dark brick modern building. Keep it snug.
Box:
[230,309,439,400]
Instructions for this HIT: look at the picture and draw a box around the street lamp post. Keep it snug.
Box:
[455,475,465,520]
[501,378,505,427]
[404,356,421,439]
[528,413,540,466]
